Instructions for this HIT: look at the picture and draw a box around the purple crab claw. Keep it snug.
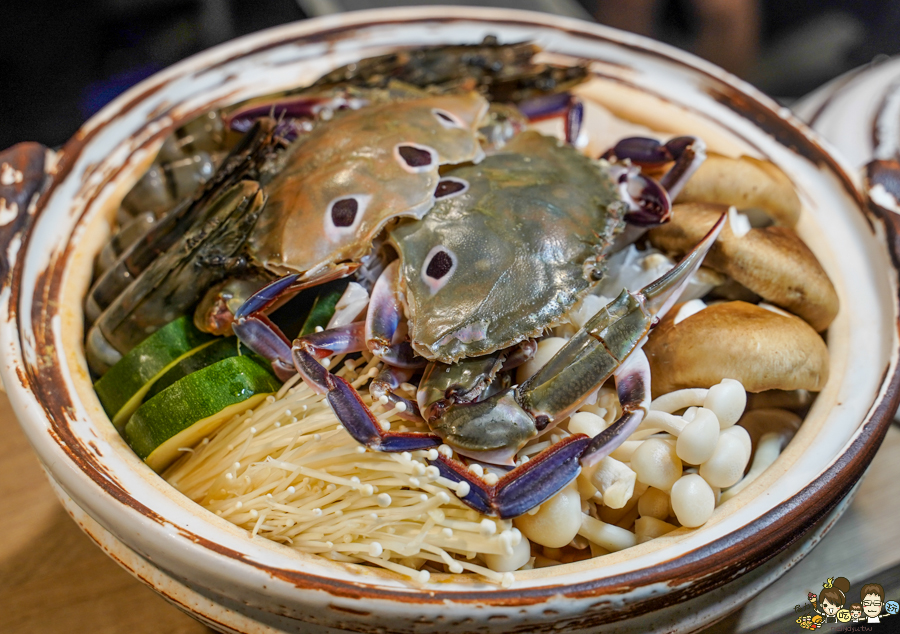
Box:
[611,165,672,226]
[517,92,584,144]
[230,264,359,380]
[604,135,707,200]
[431,435,593,518]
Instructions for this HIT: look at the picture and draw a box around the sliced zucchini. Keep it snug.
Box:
[144,336,250,402]
[124,355,280,472]
[94,316,215,429]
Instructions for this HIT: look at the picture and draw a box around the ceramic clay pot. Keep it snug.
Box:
[1,8,898,634]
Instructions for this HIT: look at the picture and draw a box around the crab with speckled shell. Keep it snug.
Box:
[392,130,624,363]
[250,92,490,278]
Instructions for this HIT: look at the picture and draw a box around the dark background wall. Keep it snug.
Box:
[3,0,899,150]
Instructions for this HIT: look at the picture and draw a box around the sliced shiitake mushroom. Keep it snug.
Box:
[675,153,801,227]
[648,203,838,331]
[644,301,829,397]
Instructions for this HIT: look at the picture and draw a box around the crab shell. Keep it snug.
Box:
[247,93,489,278]
[389,131,625,363]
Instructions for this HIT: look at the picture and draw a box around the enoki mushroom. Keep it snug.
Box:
[165,350,777,585]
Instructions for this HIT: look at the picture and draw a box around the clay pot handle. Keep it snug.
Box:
[0,142,51,285]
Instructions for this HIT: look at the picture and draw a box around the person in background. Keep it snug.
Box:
[594,0,759,76]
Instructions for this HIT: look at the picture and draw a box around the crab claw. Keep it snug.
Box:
[604,136,707,200]
[517,92,584,144]
[611,165,672,226]
[640,210,726,319]
[423,213,727,518]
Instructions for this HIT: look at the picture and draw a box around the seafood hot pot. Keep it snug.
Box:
[2,7,899,634]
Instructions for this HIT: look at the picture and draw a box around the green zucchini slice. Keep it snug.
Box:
[124,355,280,472]
[94,316,215,429]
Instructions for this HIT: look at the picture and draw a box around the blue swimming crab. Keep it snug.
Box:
[86,44,718,518]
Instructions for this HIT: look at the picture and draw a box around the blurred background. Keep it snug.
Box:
[4,0,900,150]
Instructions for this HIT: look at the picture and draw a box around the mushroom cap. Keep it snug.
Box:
[644,301,830,397]
[675,152,801,227]
[648,203,839,332]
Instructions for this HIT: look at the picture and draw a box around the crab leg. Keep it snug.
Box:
[231,266,359,379]
[365,260,428,369]
[430,353,648,518]
[427,214,725,518]
[291,344,441,452]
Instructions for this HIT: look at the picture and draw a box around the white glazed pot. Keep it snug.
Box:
[1,7,898,634]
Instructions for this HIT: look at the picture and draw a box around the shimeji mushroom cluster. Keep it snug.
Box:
[165,338,789,585]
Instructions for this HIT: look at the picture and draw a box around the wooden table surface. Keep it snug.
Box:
[1,390,898,634]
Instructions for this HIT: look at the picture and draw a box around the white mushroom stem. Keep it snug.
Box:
[578,514,636,552]
[720,431,788,503]
[596,483,647,524]
[589,457,637,509]
[648,379,746,429]
[640,408,720,465]
[650,388,709,414]
[483,533,532,573]
[567,411,609,437]
[634,516,678,543]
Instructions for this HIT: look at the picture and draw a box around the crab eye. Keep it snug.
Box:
[324,194,370,241]
[395,143,437,173]
[422,246,457,293]
[432,108,465,129]
[434,177,468,199]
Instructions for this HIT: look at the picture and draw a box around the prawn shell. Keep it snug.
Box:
[391,131,624,363]
[248,93,489,277]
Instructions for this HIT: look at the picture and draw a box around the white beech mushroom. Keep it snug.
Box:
[670,473,717,527]
[513,482,582,548]
[674,153,802,227]
[647,203,838,331]
[644,301,829,397]
[718,408,802,504]
[634,516,679,543]
[589,456,638,509]
[637,487,670,520]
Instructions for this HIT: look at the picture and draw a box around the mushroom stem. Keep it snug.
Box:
[640,410,686,435]
[650,388,709,414]
[719,431,787,502]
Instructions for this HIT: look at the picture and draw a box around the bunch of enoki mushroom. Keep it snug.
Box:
[165,145,835,585]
